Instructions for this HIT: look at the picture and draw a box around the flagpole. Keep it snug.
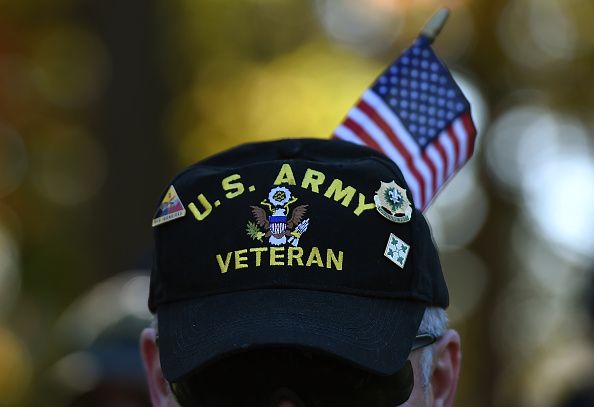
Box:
[420,7,450,43]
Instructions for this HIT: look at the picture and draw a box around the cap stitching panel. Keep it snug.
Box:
[156,285,433,308]
[167,296,421,358]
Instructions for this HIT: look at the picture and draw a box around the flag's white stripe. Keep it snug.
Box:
[424,144,445,189]
[421,146,452,208]
[351,102,426,207]
[437,131,456,177]
[418,155,435,209]
[362,91,420,155]
[360,91,434,207]
[452,118,469,167]
[334,124,366,146]
[349,108,406,165]
[347,107,423,206]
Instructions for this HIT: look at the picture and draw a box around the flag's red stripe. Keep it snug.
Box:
[343,117,384,155]
[356,100,428,208]
[462,112,477,158]
[446,126,461,171]
[421,150,438,200]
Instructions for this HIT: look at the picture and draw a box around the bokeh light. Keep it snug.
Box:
[497,0,582,69]
[440,248,488,323]
[512,222,586,296]
[487,102,594,263]
[0,56,38,117]
[0,326,32,405]
[522,153,594,264]
[431,4,475,60]
[485,102,552,196]
[522,340,594,407]
[527,0,580,61]
[30,124,107,206]
[50,351,100,394]
[426,161,489,249]
[173,44,382,163]
[0,225,21,320]
[30,25,110,108]
[56,271,151,349]
[492,276,565,362]
[314,0,404,55]
[0,126,27,197]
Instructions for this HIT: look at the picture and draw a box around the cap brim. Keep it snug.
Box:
[157,289,426,382]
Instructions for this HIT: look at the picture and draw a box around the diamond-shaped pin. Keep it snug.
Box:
[384,233,410,269]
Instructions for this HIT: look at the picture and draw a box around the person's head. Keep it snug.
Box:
[141,139,462,406]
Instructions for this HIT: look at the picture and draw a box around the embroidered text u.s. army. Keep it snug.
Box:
[186,163,377,222]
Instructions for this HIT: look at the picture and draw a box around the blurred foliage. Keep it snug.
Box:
[0,0,593,406]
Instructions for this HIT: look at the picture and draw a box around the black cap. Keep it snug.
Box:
[149,138,448,382]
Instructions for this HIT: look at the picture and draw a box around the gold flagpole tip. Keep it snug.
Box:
[420,7,450,42]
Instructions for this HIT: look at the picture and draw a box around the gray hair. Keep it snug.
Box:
[416,307,449,390]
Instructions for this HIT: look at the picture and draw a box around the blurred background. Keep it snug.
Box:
[0,0,593,406]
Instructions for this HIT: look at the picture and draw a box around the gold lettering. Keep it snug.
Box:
[301,168,325,193]
[288,247,304,266]
[323,179,356,207]
[273,164,296,185]
[222,174,245,199]
[234,249,248,269]
[270,247,285,266]
[326,249,343,270]
[306,247,323,267]
[218,247,342,273]
[188,194,213,221]
[249,247,268,267]
[354,193,376,216]
[216,252,232,273]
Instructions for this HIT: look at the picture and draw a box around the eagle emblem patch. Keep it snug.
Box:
[374,181,412,224]
[246,186,310,246]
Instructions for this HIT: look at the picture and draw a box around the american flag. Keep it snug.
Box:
[333,36,477,211]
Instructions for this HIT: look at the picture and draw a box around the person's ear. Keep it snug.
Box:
[140,327,176,406]
[431,329,462,407]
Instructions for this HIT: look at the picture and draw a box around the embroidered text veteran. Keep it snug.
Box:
[216,246,344,273]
